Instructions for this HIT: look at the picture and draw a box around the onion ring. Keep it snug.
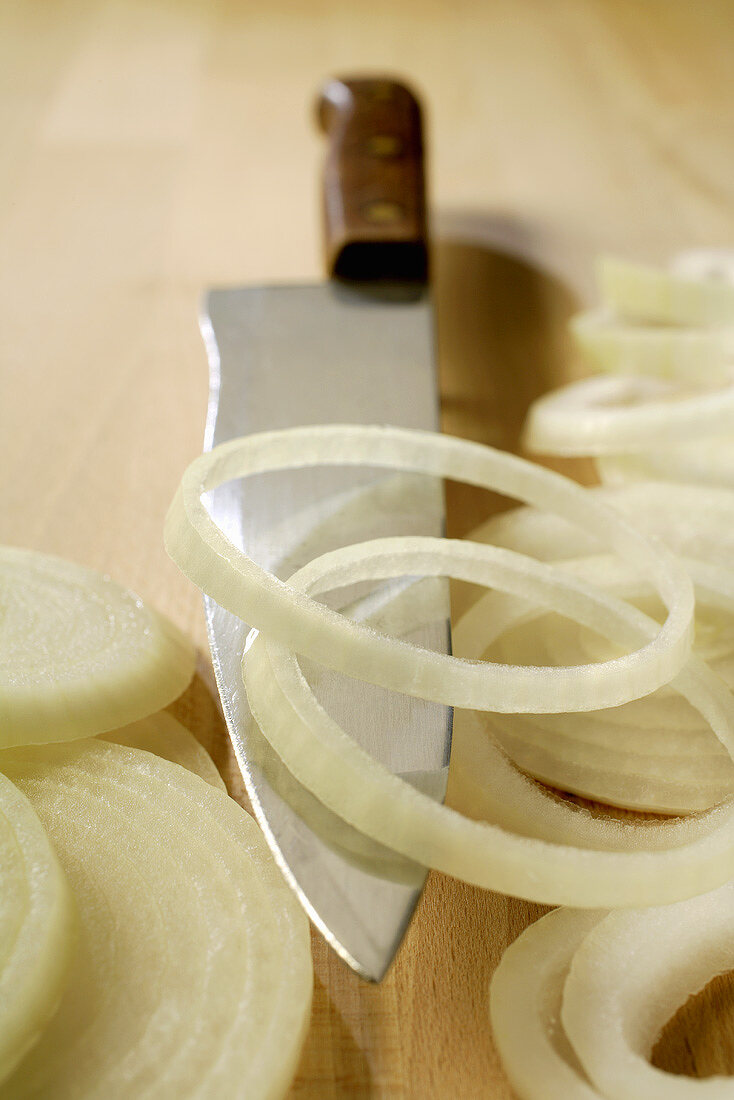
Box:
[469,481,734,574]
[165,425,694,711]
[454,556,734,812]
[562,880,734,1099]
[489,908,604,1100]
[242,536,734,908]
[570,308,734,384]
[596,441,734,490]
[523,374,734,456]
[600,255,734,327]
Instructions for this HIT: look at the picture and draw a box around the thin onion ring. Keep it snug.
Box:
[570,307,734,384]
[599,255,734,327]
[489,908,604,1100]
[248,536,688,714]
[242,536,734,908]
[597,442,734,490]
[164,425,694,711]
[455,555,734,813]
[523,374,734,457]
[469,481,734,578]
[562,881,734,1099]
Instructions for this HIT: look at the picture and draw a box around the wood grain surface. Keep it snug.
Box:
[2,1,734,1096]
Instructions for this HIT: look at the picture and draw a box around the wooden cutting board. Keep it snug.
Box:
[2,0,734,1095]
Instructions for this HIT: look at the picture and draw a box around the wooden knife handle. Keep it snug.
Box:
[316,77,428,282]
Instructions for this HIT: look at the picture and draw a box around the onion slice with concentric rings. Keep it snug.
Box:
[596,441,734,490]
[0,547,195,746]
[100,711,227,791]
[447,711,730,853]
[0,773,75,1086]
[455,555,734,813]
[0,740,312,1100]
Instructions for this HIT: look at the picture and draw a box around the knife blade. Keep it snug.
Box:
[200,76,452,981]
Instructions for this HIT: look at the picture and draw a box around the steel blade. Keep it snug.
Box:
[201,281,452,980]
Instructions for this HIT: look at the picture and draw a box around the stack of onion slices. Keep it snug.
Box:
[0,739,313,1100]
[462,488,734,814]
[0,549,313,1098]
[165,423,734,910]
[525,253,734,488]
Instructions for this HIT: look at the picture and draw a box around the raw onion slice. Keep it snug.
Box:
[570,308,734,383]
[341,574,728,853]
[562,880,734,1099]
[0,740,312,1100]
[486,719,732,815]
[489,908,604,1100]
[100,711,226,791]
[599,255,734,327]
[458,557,734,673]
[522,374,734,456]
[447,712,731,854]
[470,481,734,573]
[0,548,195,746]
[336,578,732,854]
[255,535,691,715]
[456,558,734,813]
[596,440,734,490]
[242,537,734,908]
[0,773,75,1086]
[164,424,694,711]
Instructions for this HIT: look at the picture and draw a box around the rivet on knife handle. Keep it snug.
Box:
[317,76,428,282]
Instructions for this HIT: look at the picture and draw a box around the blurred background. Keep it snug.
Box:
[4,0,733,578]
[4,0,734,558]
[2,1,733,1095]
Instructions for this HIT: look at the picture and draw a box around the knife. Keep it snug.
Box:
[200,76,452,981]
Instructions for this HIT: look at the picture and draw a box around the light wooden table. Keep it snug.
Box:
[2,0,734,1095]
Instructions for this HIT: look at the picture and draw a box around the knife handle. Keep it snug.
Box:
[316,77,428,282]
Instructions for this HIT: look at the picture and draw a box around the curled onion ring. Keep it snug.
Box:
[492,888,734,1099]
[469,481,734,577]
[570,307,734,384]
[489,908,603,1100]
[597,441,734,491]
[454,556,734,813]
[522,374,734,456]
[562,881,734,1099]
[165,425,694,711]
[600,255,734,327]
[242,536,734,908]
